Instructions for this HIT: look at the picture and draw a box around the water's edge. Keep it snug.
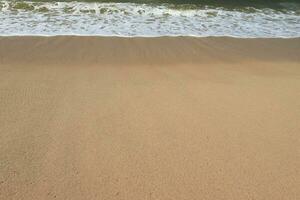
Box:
[1,1,300,38]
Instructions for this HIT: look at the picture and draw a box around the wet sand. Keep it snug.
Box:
[0,36,300,199]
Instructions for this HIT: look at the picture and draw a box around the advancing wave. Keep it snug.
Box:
[0,1,299,37]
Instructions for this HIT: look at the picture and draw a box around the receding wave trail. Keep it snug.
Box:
[0,1,299,37]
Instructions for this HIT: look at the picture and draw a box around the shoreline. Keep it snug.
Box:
[1,36,299,66]
[1,35,300,38]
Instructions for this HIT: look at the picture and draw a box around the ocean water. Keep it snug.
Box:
[0,0,300,37]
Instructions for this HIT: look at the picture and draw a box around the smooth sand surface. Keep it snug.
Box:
[0,37,300,200]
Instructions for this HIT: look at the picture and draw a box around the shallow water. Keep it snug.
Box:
[0,0,300,37]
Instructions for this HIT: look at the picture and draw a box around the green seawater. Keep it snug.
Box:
[5,0,299,14]
[1,0,299,36]
[8,0,300,8]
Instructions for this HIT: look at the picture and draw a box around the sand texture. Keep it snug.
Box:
[0,37,300,200]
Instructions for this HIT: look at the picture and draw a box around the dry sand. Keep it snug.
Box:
[0,36,300,200]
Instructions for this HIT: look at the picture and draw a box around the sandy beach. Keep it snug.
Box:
[0,36,300,200]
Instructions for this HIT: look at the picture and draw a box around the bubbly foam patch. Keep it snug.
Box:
[0,1,299,37]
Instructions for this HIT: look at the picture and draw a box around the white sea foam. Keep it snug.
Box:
[0,1,299,37]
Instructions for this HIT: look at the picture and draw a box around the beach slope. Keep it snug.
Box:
[0,37,300,200]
